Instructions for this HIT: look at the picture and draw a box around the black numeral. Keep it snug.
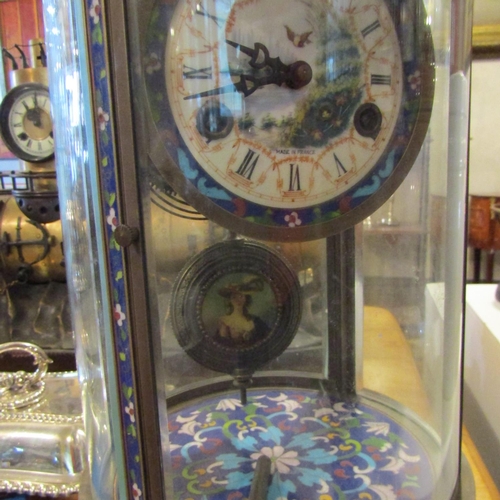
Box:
[236,149,259,180]
[361,20,381,37]
[196,4,224,27]
[334,153,347,177]
[371,74,391,85]
[183,65,212,79]
[288,164,301,191]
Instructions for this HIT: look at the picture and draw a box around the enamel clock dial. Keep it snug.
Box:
[0,83,55,163]
[145,0,433,241]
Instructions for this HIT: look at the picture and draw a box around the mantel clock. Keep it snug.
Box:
[44,0,472,496]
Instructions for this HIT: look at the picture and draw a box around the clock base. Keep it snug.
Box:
[167,387,434,499]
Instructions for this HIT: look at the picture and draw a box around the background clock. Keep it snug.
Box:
[0,82,55,163]
[145,0,434,241]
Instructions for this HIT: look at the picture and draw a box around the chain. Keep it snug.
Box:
[0,277,20,295]
[0,254,27,295]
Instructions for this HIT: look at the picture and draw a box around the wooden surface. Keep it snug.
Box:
[463,426,500,500]
[362,305,431,418]
[363,305,500,500]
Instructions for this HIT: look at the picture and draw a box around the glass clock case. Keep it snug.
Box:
[44,0,472,496]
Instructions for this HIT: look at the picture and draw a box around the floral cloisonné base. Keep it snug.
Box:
[167,388,433,499]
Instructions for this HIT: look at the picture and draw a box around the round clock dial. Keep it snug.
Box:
[145,0,433,241]
[0,83,54,163]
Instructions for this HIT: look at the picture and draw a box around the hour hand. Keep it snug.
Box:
[225,39,287,72]
[26,107,43,128]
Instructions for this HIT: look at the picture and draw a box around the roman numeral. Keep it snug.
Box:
[13,123,22,128]
[288,164,301,191]
[26,139,33,148]
[196,4,224,27]
[236,149,259,180]
[334,153,347,177]
[22,100,30,111]
[38,141,42,151]
[183,65,212,79]
[361,20,381,37]
[371,74,391,85]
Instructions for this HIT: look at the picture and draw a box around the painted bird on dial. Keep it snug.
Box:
[285,25,313,47]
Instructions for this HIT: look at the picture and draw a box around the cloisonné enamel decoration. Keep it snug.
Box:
[145,0,434,241]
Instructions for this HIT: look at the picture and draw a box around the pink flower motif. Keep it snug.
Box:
[106,207,118,230]
[89,0,101,24]
[251,446,299,474]
[284,212,302,228]
[114,303,126,326]
[132,483,142,499]
[145,53,161,74]
[97,106,110,131]
[125,402,135,423]
[408,70,421,91]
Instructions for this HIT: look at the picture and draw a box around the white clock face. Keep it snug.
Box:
[7,86,54,160]
[146,0,433,240]
[166,0,402,210]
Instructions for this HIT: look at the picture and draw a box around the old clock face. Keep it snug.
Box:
[145,0,433,240]
[0,83,54,163]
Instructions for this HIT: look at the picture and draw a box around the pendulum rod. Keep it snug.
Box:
[325,227,357,400]
[248,455,272,500]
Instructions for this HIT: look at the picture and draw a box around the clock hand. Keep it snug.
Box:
[184,70,289,100]
[26,107,43,128]
[225,39,289,73]
[184,60,311,100]
[184,39,312,100]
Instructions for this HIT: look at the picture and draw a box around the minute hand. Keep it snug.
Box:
[184,72,287,100]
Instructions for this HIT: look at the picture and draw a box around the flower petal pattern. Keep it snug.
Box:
[167,389,433,499]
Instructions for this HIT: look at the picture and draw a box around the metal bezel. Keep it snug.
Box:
[170,240,302,374]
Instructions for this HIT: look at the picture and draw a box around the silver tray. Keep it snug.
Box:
[0,342,85,497]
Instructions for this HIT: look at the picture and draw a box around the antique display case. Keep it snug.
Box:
[44,0,472,496]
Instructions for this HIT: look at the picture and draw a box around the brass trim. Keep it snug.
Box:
[472,25,500,57]
[8,67,48,87]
